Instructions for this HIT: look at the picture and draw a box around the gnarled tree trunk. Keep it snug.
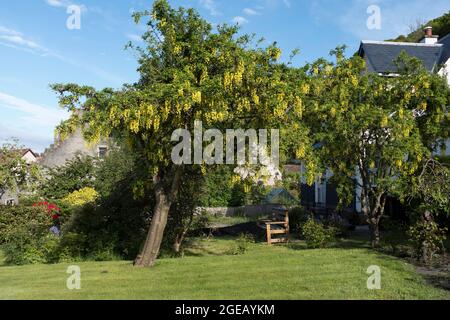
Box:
[359,171,387,248]
[134,166,182,267]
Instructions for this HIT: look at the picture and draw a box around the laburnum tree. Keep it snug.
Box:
[299,48,450,247]
[51,0,310,267]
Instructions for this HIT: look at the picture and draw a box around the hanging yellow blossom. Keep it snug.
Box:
[381,115,389,128]
[296,145,306,159]
[330,107,336,118]
[294,96,303,118]
[192,91,202,104]
[252,90,260,105]
[153,117,160,131]
[301,84,310,95]
[130,120,139,133]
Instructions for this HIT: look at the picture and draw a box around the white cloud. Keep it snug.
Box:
[199,0,221,16]
[45,0,87,13]
[0,25,53,57]
[0,25,125,86]
[310,0,450,41]
[0,26,22,36]
[232,16,249,25]
[243,8,261,16]
[46,0,66,7]
[0,92,69,126]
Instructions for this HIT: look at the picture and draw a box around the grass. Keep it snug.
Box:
[0,238,449,300]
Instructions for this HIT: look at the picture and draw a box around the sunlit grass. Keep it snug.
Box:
[0,238,448,300]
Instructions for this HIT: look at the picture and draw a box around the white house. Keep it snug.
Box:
[0,149,39,205]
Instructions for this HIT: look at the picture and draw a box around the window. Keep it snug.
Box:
[98,146,108,158]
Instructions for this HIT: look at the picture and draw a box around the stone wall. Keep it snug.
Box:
[39,128,108,169]
[196,204,282,217]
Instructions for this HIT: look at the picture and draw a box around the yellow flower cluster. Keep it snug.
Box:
[350,75,358,87]
[130,120,139,133]
[301,83,310,95]
[294,96,303,118]
[419,102,427,110]
[200,67,208,84]
[192,91,202,104]
[63,187,99,207]
[274,103,287,118]
[295,145,306,159]
[173,45,182,55]
[330,107,337,118]
[153,117,160,131]
[381,115,389,128]
[205,111,226,124]
[230,175,241,185]
[252,90,260,105]
[123,109,131,121]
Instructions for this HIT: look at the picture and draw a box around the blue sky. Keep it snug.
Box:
[0,0,449,152]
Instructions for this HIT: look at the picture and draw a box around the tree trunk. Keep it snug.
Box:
[369,221,380,248]
[173,237,182,254]
[134,167,182,267]
[173,214,194,254]
[361,187,386,248]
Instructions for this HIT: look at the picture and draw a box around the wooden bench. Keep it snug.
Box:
[257,207,290,245]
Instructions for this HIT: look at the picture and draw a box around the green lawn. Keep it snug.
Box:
[0,238,448,300]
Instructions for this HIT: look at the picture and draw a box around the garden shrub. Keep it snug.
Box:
[380,217,408,255]
[408,219,447,264]
[288,206,309,233]
[301,218,336,248]
[0,205,59,265]
[62,187,99,207]
[41,155,96,200]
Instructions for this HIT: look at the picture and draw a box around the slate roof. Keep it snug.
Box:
[358,40,444,74]
[438,33,450,65]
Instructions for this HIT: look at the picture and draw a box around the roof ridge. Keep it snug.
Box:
[361,40,443,47]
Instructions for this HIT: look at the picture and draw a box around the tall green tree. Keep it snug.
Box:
[51,0,308,266]
[300,48,450,247]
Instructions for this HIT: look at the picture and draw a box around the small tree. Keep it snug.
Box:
[0,140,41,201]
[402,158,449,263]
[300,48,450,247]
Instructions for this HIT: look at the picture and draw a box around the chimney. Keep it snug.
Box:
[421,26,438,44]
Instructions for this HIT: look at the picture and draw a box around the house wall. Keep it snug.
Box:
[0,151,37,206]
[438,57,450,85]
[22,151,37,164]
[0,189,19,206]
[39,128,107,169]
